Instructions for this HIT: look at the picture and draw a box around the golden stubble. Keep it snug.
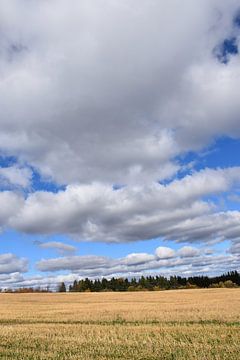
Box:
[0,288,239,359]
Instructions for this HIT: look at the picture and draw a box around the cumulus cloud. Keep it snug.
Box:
[178,246,200,258]
[8,167,240,245]
[37,255,116,273]
[0,165,32,188]
[0,191,23,230]
[36,245,240,280]
[36,241,76,255]
[124,253,155,266]
[0,167,239,251]
[0,253,28,274]
[0,1,239,185]
[155,247,176,259]
[228,241,240,254]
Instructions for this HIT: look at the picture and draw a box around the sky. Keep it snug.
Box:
[0,0,240,290]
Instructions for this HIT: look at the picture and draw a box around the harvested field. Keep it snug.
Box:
[0,288,239,359]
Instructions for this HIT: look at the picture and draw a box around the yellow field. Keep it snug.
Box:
[0,288,239,359]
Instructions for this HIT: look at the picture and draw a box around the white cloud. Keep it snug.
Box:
[0,1,239,185]
[0,191,23,230]
[228,241,240,254]
[37,255,116,273]
[0,167,239,249]
[0,253,28,274]
[178,246,200,258]
[0,165,32,188]
[0,245,238,289]
[124,253,155,266]
[155,247,176,259]
[37,241,76,255]
[0,1,240,285]
[35,245,240,280]
[8,167,240,244]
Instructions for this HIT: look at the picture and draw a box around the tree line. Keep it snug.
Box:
[58,270,240,292]
[1,287,51,293]
[1,270,239,293]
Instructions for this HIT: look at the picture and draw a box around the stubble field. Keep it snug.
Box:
[0,288,239,359]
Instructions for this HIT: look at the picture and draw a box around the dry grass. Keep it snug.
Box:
[0,288,239,359]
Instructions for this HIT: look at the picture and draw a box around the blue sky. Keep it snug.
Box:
[0,1,240,289]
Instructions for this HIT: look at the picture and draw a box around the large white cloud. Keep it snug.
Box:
[0,167,238,247]
[0,1,239,184]
[8,167,240,244]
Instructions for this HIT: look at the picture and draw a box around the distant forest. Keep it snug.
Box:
[2,271,239,293]
[62,270,240,293]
